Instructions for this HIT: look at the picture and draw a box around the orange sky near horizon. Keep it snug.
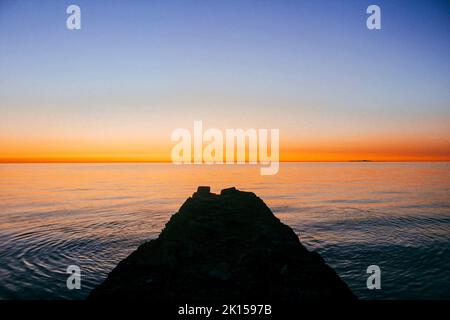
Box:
[1,132,449,163]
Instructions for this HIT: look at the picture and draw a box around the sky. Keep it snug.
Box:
[0,0,449,162]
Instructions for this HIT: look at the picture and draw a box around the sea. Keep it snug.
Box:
[0,162,449,299]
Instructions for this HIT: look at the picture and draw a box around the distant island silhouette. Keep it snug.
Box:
[89,187,355,300]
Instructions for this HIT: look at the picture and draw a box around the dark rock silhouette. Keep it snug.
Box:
[89,187,355,300]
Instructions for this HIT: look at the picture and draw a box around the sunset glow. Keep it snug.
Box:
[1,0,449,163]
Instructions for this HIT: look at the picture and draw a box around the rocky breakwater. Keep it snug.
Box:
[89,186,355,300]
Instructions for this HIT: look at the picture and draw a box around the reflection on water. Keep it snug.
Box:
[0,162,449,299]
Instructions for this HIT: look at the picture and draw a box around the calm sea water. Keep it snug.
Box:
[0,163,449,300]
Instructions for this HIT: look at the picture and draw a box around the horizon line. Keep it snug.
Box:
[1,160,449,164]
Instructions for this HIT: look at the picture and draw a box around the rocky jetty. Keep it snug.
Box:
[89,187,355,300]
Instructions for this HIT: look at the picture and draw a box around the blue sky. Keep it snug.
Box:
[0,0,449,161]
